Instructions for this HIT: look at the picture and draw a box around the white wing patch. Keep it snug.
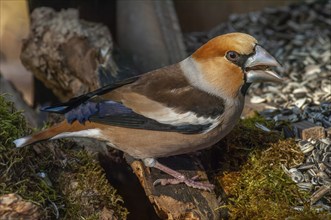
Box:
[147,106,217,125]
[120,92,221,131]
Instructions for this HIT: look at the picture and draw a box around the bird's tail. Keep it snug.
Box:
[13,121,69,148]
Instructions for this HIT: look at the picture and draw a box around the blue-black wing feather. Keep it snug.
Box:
[41,76,139,114]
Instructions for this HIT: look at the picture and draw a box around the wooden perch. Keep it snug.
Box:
[127,155,220,220]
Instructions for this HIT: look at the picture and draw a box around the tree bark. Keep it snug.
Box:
[127,155,220,220]
[20,7,136,102]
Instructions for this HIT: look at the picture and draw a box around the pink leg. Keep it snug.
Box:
[143,158,215,191]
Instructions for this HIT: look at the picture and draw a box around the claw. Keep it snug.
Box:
[144,158,215,191]
[183,178,215,191]
[191,175,200,181]
[153,178,181,186]
[153,176,215,191]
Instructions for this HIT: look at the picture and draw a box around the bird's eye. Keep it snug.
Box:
[226,51,239,62]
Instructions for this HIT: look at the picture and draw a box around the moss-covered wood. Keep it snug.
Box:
[0,94,128,219]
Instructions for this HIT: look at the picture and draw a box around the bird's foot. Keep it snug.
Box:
[143,158,215,191]
[153,175,215,191]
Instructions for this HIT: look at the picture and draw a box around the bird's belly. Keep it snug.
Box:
[101,108,242,159]
[102,127,218,159]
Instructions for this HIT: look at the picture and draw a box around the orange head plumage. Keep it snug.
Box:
[186,33,282,99]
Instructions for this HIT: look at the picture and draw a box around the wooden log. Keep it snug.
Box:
[126,155,220,220]
[20,7,137,102]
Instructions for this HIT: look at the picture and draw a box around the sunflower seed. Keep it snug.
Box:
[184,0,331,211]
[310,185,331,205]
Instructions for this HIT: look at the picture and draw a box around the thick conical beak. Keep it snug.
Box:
[245,45,283,83]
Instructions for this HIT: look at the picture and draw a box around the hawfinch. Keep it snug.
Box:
[14,33,282,191]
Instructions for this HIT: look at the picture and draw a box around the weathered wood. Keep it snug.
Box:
[292,120,326,140]
[20,7,137,102]
[302,126,326,140]
[127,155,220,220]
[0,194,41,219]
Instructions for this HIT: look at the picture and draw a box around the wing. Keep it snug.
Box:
[41,64,225,134]
[89,101,211,134]
[44,99,211,134]
[41,76,139,114]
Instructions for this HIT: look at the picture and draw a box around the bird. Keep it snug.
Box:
[14,33,282,191]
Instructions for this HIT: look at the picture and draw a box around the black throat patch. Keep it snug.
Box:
[240,82,252,95]
[233,52,255,96]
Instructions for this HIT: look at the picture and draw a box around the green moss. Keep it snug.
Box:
[0,94,61,218]
[58,150,128,219]
[0,95,28,150]
[217,114,331,219]
[214,114,280,172]
[0,94,128,219]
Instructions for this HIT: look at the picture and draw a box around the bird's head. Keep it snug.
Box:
[188,32,282,99]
